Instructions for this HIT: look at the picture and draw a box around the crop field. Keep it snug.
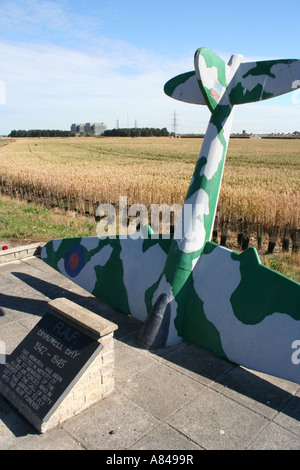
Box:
[0,136,299,246]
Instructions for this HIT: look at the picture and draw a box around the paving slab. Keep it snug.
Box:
[130,422,203,451]
[63,391,160,450]
[166,387,268,450]
[118,361,204,421]
[248,422,300,450]
[212,364,299,420]
[0,252,300,451]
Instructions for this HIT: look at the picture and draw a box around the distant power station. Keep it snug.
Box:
[70,122,107,135]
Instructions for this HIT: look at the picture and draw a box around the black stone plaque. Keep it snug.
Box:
[0,312,103,422]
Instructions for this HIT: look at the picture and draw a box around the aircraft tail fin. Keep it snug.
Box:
[164,48,300,111]
[164,48,243,112]
[193,48,243,112]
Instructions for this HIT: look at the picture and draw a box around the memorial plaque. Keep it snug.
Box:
[0,312,103,422]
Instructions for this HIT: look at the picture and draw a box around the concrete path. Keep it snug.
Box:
[0,247,300,450]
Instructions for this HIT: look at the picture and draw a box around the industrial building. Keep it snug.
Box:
[71,122,107,135]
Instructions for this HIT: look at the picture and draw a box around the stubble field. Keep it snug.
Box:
[0,135,299,232]
[1,136,299,281]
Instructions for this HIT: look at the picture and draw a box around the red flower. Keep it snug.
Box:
[2,246,8,250]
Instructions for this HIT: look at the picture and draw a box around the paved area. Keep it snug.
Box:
[0,250,300,450]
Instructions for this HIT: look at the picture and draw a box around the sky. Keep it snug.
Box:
[1,0,300,135]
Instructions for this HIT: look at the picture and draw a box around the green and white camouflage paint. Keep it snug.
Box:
[42,48,300,384]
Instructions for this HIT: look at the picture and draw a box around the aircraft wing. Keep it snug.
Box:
[227,59,300,105]
[41,235,171,322]
[164,59,300,107]
[42,235,300,384]
[164,71,206,105]
[182,242,300,384]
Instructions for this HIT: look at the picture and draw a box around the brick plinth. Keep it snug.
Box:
[0,297,118,433]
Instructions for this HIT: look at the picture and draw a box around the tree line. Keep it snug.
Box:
[103,127,170,137]
[9,129,76,137]
[8,127,171,138]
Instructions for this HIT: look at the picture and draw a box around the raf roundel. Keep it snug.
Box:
[64,245,85,277]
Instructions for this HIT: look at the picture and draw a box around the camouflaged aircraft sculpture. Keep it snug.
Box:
[42,48,300,384]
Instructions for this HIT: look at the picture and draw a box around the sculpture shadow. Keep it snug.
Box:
[8,272,142,340]
[0,270,90,319]
[154,342,300,423]
[0,292,48,318]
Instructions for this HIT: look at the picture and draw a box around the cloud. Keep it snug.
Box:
[0,37,194,132]
[0,1,196,132]
[0,0,299,134]
[0,0,101,43]
[1,36,299,135]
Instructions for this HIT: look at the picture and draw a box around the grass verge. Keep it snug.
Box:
[0,195,98,245]
[0,195,299,283]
